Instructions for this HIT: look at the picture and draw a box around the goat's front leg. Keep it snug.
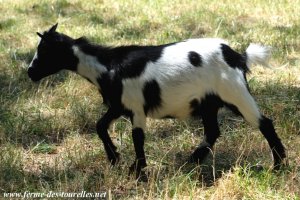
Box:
[97,109,121,165]
[129,112,148,181]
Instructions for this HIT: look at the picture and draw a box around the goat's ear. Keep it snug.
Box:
[49,23,58,32]
[36,32,46,40]
[36,32,51,43]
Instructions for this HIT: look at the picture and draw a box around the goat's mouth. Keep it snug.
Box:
[27,67,42,82]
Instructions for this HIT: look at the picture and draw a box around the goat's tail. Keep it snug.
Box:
[245,44,271,69]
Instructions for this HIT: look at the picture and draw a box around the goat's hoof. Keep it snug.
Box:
[272,151,288,171]
[128,161,148,182]
[137,171,148,182]
[128,168,148,182]
[273,162,288,171]
[249,164,264,172]
[188,147,209,164]
[188,154,201,163]
[109,152,120,166]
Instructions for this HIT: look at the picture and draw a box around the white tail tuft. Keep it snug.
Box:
[246,43,271,68]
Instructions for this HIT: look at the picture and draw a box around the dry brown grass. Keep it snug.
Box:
[0,0,299,199]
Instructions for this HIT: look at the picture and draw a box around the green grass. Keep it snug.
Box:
[0,0,299,199]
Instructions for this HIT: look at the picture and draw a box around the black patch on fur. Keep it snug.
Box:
[123,109,134,121]
[143,80,162,115]
[223,102,242,116]
[189,95,223,118]
[189,99,201,117]
[97,73,123,109]
[188,51,202,67]
[76,38,175,78]
[220,44,249,73]
[190,94,243,117]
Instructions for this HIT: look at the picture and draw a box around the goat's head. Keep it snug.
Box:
[28,24,77,82]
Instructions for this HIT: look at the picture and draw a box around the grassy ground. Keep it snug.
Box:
[0,0,299,199]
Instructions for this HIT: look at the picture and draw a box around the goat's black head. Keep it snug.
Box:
[28,24,78,82]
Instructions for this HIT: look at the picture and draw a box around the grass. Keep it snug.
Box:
[0,0,299,199]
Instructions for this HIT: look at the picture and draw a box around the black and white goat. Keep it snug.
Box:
[28,24,286,180]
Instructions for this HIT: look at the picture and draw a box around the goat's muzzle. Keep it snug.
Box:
[27,67,42,82]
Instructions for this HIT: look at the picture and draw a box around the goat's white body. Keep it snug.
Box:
[72,38,269,128]
[121,39,262,126]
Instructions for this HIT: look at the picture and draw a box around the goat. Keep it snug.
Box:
[28,24,286,180]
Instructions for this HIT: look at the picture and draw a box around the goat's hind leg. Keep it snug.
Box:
[259,116,286,170]
[220,86,286,170]
[189,95,222,164]
[97,109,121,165]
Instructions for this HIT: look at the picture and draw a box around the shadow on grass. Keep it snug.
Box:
[0,49,73,147]
[0,143,106,193]
[0,159,104,193]
[147,81,299,185]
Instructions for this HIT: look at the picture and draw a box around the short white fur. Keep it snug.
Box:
[72,39,270,129]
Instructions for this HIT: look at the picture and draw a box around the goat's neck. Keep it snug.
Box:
[72,45,109,87]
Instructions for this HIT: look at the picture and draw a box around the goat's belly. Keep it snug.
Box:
[147,101,193,120]
[147,84,209,119]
